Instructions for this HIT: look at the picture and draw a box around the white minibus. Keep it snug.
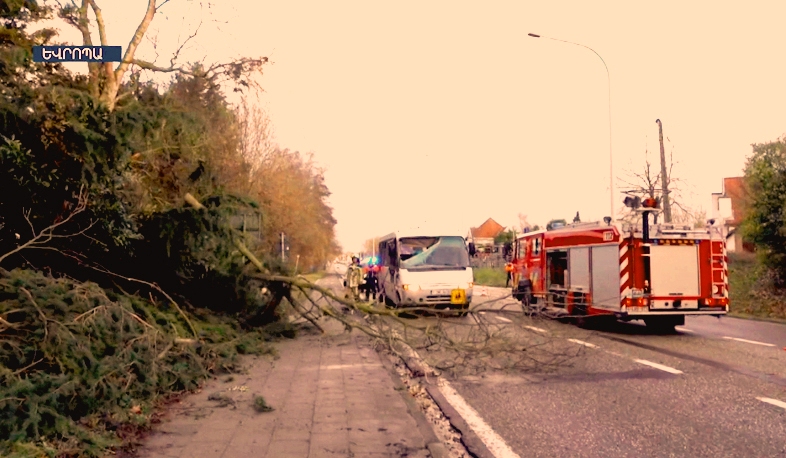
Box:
[376,232,474,312]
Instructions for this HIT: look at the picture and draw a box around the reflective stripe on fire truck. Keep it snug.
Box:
[723,241,729,299]
[619,240,631,301]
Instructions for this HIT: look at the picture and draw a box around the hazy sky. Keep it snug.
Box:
[53,1,786,253]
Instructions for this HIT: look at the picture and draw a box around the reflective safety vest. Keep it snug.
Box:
[346,265,363,288]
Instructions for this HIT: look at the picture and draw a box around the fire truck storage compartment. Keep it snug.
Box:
[546,250,567,307]
[568,247,590,314]
[648,244,700,310]
[591,245,621,311]
[569,247,590,291]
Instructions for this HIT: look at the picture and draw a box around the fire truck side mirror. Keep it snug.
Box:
[707,218,716,226]
[603,216,612,225]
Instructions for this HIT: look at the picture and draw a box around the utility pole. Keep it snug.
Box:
[655,119,672,223]
[280,232,285,262]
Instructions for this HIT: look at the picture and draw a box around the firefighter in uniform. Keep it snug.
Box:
[344,256,364,301]
[512,263,534,309]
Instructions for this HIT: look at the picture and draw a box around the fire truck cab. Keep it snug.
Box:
[510,212,728,331]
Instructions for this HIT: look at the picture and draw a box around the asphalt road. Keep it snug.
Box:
[684,314,786,348]
[322,271,786,457]
[443,286,786,457]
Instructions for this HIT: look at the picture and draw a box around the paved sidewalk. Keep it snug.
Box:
[136,321,433,458]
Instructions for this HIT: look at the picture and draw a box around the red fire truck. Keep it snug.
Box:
[509,206,729,331]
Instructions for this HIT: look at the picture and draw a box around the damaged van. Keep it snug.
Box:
[376,232,474,313]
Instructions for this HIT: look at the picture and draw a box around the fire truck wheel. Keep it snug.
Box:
[589,315,618,330]
[520,296,536,317]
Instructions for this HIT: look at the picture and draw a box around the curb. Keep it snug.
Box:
[388,342,496,458]
[371,337,449,458]
[422,384,495,458]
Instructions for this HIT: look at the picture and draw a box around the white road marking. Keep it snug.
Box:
[568,339,599,348]
[757,397,786,410]
[524,325,548,333]
[438,380,522,458]
[675,326,695,333]
[634,359,684,374]
[495,315,513,323]
[722,336,776,347]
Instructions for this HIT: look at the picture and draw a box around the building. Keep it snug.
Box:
[467,218,505,253]
[711,177,753,253]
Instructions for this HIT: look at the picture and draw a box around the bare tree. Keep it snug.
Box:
[235,96,277,178]
[619,143,698,225]
[57,0,269,110]
[517,213,532,232]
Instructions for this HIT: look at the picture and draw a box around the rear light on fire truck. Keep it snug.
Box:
[623,297,650,307]
[701,298,729,306]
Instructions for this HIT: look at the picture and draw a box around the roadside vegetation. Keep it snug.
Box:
[727,252,786,321]
[473,267,507,288]
[735,135,786,321]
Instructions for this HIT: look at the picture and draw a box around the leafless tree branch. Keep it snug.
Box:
[169,17,202,68]
[0,188,94,266]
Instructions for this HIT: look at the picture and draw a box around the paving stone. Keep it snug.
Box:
[265,439,311,456]
[135,328,432,458]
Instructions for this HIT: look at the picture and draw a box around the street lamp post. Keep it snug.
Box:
[528,33,614,219]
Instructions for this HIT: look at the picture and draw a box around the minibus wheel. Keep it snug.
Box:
[383,293,396,308]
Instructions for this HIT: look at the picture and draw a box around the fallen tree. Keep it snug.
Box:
[185,193,581,378]
[0,268,273,457]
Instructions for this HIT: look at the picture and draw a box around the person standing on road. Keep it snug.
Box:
[505,262,515,287]
[363,265,378,302]
[345,256,363,301]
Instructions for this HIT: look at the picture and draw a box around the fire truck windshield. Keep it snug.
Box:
[399,236,470,270]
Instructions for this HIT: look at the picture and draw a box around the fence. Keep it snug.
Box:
[471,252,508,269]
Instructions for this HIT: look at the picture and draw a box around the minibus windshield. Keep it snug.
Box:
[399,236,470,270]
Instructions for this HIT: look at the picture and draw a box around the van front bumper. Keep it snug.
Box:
[401,288,473,307]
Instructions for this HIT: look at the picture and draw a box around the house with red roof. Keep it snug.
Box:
[711,177,753,252]
[467,218,506,252]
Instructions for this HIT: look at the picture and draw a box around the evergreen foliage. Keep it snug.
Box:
[0,268,273,457]
[742,137,786,286]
